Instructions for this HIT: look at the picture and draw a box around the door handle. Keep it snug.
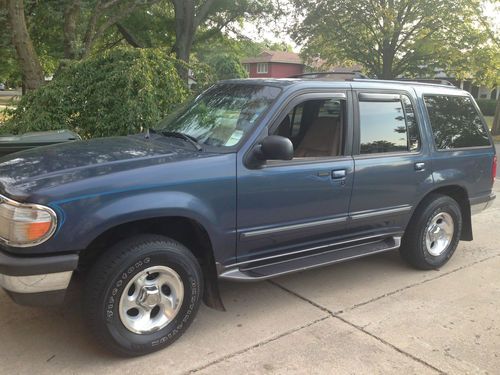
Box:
[332,169,347,179]
[414,162,425,171]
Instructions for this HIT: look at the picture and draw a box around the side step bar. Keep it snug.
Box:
[219,236,401,281]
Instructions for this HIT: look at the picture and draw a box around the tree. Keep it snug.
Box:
[170,0,274,79]
[3,48,214,138]
[6,0,44,91]
[441,16,500,134]
[63,0,161,60]
[293,0,494,79]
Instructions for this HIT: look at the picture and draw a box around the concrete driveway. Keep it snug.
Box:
[1,183,500,375]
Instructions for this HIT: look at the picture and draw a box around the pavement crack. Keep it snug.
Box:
[268,280,446,374]
[186,315,331,374]
[336,252,500,315]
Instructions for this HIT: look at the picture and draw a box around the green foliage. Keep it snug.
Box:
[2,48,214,138]
[293,0,497,80]
[207,53,248,80]
[477,99,497,117]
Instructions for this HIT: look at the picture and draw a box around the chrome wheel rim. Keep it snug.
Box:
[118,266,184,334]
[425,212,454,256]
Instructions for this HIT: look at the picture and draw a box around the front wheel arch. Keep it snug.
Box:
[78,216,225,311]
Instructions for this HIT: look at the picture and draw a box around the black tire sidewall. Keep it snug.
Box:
[92,241,202,355]
[417,197,462,267]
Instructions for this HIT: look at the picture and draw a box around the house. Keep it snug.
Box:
[242,51,304,78]
[432,70,499,100]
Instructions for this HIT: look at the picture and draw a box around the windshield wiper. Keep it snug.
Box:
[160,131,203,151]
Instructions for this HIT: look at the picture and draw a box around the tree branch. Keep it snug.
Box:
[194,0,216,28]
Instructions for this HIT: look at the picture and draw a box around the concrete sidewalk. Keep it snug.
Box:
[1,183,499,374]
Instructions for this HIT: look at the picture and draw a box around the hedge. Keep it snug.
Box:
[476,99,497,117]
[1,48,215,139]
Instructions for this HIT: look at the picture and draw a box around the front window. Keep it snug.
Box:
[158,84,281,148]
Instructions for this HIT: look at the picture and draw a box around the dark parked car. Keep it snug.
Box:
[0,78,496,356]
[0,130,81,157]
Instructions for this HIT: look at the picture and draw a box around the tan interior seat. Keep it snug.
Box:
[295,117,341,157]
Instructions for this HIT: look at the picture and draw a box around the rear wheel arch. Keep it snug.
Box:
[411,185,472,241]
[78,216,225,311]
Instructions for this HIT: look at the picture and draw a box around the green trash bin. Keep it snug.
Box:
[0,130,81,158]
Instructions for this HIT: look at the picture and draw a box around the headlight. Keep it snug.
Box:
[0,195,57,247]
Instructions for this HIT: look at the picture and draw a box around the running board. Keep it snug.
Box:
[219,236,401,281]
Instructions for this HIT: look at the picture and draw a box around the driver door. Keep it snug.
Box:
[236,91,354,265]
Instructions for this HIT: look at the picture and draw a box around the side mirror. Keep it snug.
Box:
[253,135,294,161]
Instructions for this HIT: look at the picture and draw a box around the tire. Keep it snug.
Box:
[400,194,462,270]
[84,234,203,356]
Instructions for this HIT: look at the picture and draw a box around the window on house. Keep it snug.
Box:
[257,63,268,74]
[243,64,250,73]
[359,94,421,154]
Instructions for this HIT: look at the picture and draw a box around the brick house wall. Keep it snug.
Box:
[247,62,304,78]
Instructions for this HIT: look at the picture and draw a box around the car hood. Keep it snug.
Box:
[0,134,217,201]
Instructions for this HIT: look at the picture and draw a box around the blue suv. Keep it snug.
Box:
[0,78,496,356]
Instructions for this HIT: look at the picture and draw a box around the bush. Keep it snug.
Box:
[208,53,248,81]
[476,99,497,116]
[2,48,214,138]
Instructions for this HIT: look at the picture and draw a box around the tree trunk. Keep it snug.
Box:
[381,49,395,79]
[7,0,44,91]
[172,0,195,82]
[492,96,500,136]
[63,0,80,59]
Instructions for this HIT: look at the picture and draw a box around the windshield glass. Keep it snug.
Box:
[157,84,281,147]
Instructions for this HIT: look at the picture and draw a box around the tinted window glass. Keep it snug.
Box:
[402,95,420,152]
[359,100,410,154]
[424,95,491,149]
[158,84,281,147]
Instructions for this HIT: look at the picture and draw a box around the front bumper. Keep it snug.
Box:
[470,193,496,215]
[0,249,78,306]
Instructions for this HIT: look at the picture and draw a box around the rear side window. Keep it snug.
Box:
[424,95,491,149]
[359,95,420,154]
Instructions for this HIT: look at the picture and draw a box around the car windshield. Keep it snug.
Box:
[157,84,281,148]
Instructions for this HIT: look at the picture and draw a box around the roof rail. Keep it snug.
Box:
[290,71,457,88]
[289,71,369,80]
[391,78,455,86]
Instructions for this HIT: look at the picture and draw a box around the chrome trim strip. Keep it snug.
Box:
[240,216,348,239]
[224,232,403,270]
[220,237,401,281]
[0,194,58,248]
[350,205,412,220]
[0,271,72,293]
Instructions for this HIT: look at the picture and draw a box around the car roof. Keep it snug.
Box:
[219,78,468,96]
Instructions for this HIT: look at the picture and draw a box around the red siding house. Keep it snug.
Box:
[242,51,304,78]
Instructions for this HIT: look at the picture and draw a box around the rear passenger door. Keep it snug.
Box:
[348,90,433,237]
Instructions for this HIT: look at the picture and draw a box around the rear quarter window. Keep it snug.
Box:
[423,95,491,149]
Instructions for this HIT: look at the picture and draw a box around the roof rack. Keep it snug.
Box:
[390,78,455,86]
[290,71,369,80]
[289,71,458,88]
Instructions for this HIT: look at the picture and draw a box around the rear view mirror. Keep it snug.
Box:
[254,135,294,161]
